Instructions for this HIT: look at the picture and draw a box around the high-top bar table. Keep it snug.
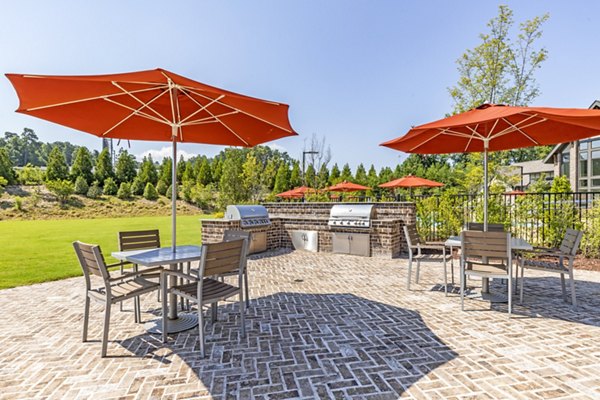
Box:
[112,245,202,333]
[445,235,532,301]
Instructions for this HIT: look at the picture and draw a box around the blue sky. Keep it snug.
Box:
[1,1,598,169]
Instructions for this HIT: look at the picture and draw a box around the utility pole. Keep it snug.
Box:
[302,150,318,186]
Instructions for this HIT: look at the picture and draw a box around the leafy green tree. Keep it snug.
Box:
[273,163,290,193]
[340,163,352,182]
[137,155,158,185]
[196,157,212,186]
[379,166,393,184]
[289,161,301,188]
[0,147,17,184]
[71,147,94,184]
[354,163,367,185]
[143,182,159,200]
[551,175,571,193]
[45,147,69,181]
[219,150,245,207]
[95,148,114,184]
[211,158,223,185]
[115,150,137,184]
[131,177,145,196]
[176,155,186,182]
[156,180,168,196]
[0,176,7,194]
[317,164,329,188]
[74,176,89,195]
[117,182,132,200]
[329,163,341,185]
[18,164,44,185]
[243,153,263,202]
[103,177,118,195]
[46,179,74,204]
[165,184,177,200]
[304,164,316,188]
[159,157,173,186]
[182,160,196,183]
[87,182,102,199]
[263,159,279,190]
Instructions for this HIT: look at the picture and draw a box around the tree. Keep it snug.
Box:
[138,155,158,186]
[449,5,549,113]
[156,180,168,196]
[159,157,173,186]
[117,182,132,200]
[71,147,94,184]
[87,182,102,199]
[242,153,263,202]
[115,150,137,184]
[302,133,332,182]
[196,157,212,186]
[367,165,379,188]
[273,163,290,193]
[305,164,316,188]
[354,163,367,185]
[329,163,341,185]
[0,147,16,184]
[103,177,118,195]
[46,179,74,204]
[45,147,69,181]
[219,149,245,207]
[289,161,301,188]
[74,176,89,195]
[340,163,352,181]
[182,160,196,183]
[18,164,44,185]
[176,155,186,182]
[143,182,159,200]
[95,148,114,184]
[317,164,329,189]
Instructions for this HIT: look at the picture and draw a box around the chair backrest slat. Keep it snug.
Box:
[223,230,251,243]
[559,228,583,256]
[201,239,247,277]
[403,224,421,248]
[461,230,510,260]
[466,222,505,232]
[118,229,160,251]
[73,241,110,283]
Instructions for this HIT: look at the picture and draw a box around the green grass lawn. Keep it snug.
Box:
[0,214,212,289]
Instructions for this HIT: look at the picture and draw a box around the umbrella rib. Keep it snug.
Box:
[408,128,473,152]
[178,92,226,125]
[177,83,284,106]
[111,81,172,124]
[184,87,293,134]
[182,111,239,126]
[101,98,169,136]
[24,85,168,111]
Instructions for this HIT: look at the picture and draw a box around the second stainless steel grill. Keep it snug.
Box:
[225,205,271,228]
[328,204,376,228]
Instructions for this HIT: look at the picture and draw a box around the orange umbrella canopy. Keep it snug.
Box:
[275,186,318,198]
[5,68,297,145]
[327,181,370,192]
[379,175,444,189]
[380,103,600,153]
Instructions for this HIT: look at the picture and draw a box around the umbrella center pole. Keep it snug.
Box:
[172,131,177,254]
[483,140,489,232]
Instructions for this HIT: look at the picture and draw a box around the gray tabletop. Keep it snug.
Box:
[444,236,533,251]
[111,245,203,267]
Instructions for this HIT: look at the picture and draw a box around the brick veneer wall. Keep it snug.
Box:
[200,202,416,258]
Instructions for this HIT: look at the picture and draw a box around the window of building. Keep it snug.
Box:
[560,151,570,177]
[577,138,600,191]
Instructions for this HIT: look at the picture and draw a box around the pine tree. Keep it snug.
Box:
[182,160,196,183]
[137,155,158,186]
[340,163,352,181]
[219,150,245,206]
[159,157,173,186]
[103,177,118,195]
[197,158,212,186]
[95,148,114,184]
[273,163,290,193]
[367,165,379,187]
[354,163,367,185]
[46,147,69,181]
[317,164,329,189]
[115,150,137,184]
[329,163,341,185]
[242,153,263,202]
[71,147,94,184]
[176,155,186,182]
[289,161,301,188]
[74,176,89,195]
[305,164,316,188]
[143,182,158,200]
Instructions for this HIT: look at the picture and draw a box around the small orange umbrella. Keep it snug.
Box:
[379,175,444,189]
[327,181,371,192]
[381,103,600,229]
[275,186,311,199]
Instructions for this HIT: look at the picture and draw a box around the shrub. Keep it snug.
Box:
[156,180,168,196]
[143,182,159,201]
[165,184,178,200]
[117,182,132,200]
[46,179,74,204]
[14,196,23,211]
[74,176,89,195]
[18,164,44,185]
[29,187,42,207]
[87,182,102,199]
[131,177,145,196]
[190,183,216,210]
[0,176,7,194]
[103,177,118,196]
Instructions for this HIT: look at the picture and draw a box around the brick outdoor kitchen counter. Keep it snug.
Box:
[201,202,416,258]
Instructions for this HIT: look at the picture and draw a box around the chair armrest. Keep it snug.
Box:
[160,269,198,282]
[519,249,564,258]
[106,261,131,269]
[108,266,163,282]
[419,244,446,251]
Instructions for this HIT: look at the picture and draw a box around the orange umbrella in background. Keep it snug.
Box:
[6,68,298,250]
[379,175,444,189]
[327,180,371,192]
[381,103,600,229]
[275,189,304,199]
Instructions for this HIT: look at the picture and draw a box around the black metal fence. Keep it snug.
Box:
[413,192,600,256]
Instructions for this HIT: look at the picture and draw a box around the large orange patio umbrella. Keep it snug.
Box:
[379,175,444,189]
[327,181,371,192]
[6,68,298,248]
[381,103,600,229]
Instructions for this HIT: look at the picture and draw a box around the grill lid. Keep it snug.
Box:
[225,205,271,227]
[329,204,375,219]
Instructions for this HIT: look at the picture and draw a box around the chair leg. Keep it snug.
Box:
[244,269,250,309]
[560,273,567,302]
[520,264,525,304]
[568,268,577,307]
[83,295,90,342]
[508,273,512,317]
[240,292,246,338]
[407,258,412,290]
[101,301,111,358]
[450,246,455,285]
[211,303,218,323]
[135,296,142,323]
[199,305,205,358]
[416,260,421,283]
[120,265,124,312]
[443,259,448,296]
[460,272,465,311]
[162,283,168,343]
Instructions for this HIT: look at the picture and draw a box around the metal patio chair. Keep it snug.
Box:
[403,224,452,295]
[518,228,583,307]
[73,241,162,357]
[161,238,248,357]
[460,230,513,316]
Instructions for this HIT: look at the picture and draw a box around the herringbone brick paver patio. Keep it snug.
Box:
[1,250,600,399]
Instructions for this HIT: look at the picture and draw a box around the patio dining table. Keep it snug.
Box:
[444,235,533,301]
[111,245,202,334]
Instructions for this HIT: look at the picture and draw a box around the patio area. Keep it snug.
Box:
[1,250,600,399]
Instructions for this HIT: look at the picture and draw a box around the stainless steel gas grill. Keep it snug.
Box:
[225,205,271,228]
[224,205,270,254]
[328,204,376,228]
